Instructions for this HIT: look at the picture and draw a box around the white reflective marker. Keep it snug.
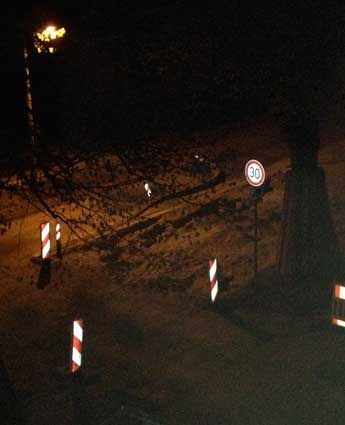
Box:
[144,183,152,197]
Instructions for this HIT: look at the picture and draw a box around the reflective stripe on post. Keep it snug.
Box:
[71,319,83,373]
[40,222,50,259]
[209,259,218,303]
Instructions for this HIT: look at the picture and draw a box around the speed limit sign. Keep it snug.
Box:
[245,159,266,187]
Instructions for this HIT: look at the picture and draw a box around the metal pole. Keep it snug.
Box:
[24,46,36,146]
[254,198,258,282]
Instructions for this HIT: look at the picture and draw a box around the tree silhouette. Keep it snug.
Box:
[262,4,345,291]
[1,6,235,244]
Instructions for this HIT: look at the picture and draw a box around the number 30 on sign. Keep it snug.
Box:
[245,159,266,187]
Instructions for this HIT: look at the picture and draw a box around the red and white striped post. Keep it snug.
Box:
[332,283,345,328]
[71,319,84,373]
[209,259,219,303]
[56,222,62,259]
[40,221,50,260]
[70,319,87,425]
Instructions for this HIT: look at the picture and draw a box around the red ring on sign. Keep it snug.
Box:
[245,159,266,187]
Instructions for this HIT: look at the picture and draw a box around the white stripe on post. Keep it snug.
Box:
[41,222,50,259]
[209,259,218,302]
[74,320,83,342]
[41,222,50,241]
[72,347,82,367]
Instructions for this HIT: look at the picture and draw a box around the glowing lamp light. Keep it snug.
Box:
[36,26,66,42]
[34,25,66,54]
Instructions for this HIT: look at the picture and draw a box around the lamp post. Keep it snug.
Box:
[24,44,36,145]
[24,25,66,146]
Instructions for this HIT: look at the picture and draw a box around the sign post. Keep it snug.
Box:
[254,197,258,277]
[245,160,266,283]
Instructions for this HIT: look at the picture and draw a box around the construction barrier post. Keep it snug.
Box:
[209,259,219,303]
[70,319,87,425]
[71,319,83,374]
[40,221,50,260]
[331,283,345,328]
[56,222,62,259]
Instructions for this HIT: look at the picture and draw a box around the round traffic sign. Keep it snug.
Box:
[245,159,266,187]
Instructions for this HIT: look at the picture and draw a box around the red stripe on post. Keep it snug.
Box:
[42,234,50,248]
[73,336,82,354]
[72,361,79,373]
[335,285,340,298]
[210,276,217,290]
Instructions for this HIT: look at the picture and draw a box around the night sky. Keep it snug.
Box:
[2,2,345,153]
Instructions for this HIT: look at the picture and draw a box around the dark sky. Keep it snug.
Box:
[3,1,345,152]
[11,2,344,56]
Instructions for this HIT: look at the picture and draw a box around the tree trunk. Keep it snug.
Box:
[278,107,343,291]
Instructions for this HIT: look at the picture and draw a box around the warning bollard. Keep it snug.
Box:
[71,319,87,425]
[209,259,219,303]
[40,221,50,260]
[71,319,83,373]
[56,222,62,259]
[332,283,345,328]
